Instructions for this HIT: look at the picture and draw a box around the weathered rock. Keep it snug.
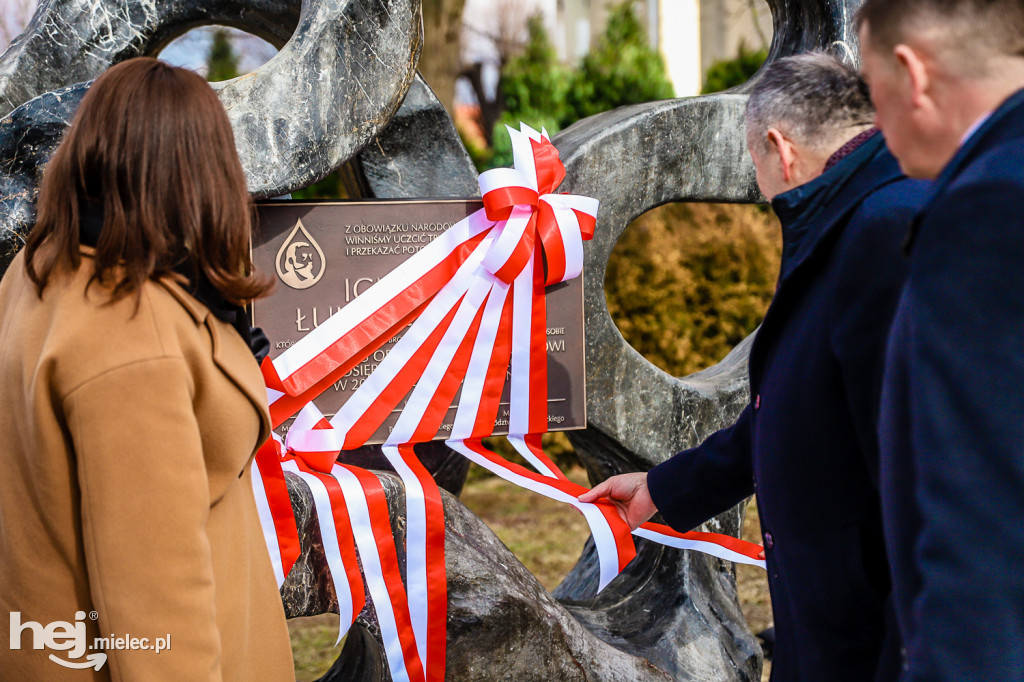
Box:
[357,74,480,201]
[0,0,300,119]
[284,471,672,682]
[0,83,83,270]
[0,0,423,263]
[211,0,423,199]
[761,0,865,77]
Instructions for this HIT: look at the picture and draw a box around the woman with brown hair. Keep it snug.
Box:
[0,58,294,680]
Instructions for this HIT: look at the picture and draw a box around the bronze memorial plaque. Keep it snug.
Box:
[251,200,586,443]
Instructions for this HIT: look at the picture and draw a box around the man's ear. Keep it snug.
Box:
[894,44,930,109]
[766,128,797,183]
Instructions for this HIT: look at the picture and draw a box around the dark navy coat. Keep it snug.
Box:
[880,89,1024,680]
[647,133,930,681]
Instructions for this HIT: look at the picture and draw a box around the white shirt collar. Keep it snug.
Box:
[961,112,993,146]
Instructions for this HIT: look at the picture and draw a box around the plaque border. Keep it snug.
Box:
[250,198,588,436]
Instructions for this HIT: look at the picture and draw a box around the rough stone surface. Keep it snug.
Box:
[0,0,301,119]
[284,471,673,682]
[357,74,480,201]
[0,0,423,264]
[211,0,423,199]
[0,82,84,271]
[761,0,865,75]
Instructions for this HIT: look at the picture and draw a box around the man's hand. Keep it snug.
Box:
[577,472,658,530]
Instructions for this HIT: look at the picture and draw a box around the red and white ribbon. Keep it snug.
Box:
[252,123,765,682]
[250,434,301,587]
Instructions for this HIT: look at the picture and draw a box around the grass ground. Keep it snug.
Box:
[288,467,773,680]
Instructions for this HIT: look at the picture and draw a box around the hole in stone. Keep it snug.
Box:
[606,202,780,378]
[158,26,278,81]
[606,201,780,664]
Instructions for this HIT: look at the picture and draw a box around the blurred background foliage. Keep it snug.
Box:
[702,41,768,94]
[607,202,780,378]
[562,1,674,121]
[490,1,673,168]
[205,28,240,82]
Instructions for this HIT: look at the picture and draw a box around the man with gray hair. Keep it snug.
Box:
[858,0,1024,678]
[580,53,929,680]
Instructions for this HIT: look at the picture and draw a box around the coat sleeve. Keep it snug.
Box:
[63,357,222,682]
[645,404,754,531]
[898,177,1024,680]
[829,179,927,485]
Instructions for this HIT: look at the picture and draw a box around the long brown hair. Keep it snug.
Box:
[24,57,271,305]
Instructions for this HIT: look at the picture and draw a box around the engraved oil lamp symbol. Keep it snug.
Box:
[276,219,326,290]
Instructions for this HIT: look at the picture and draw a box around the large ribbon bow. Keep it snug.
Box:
[250,124,765,682]
[477,126,597,285]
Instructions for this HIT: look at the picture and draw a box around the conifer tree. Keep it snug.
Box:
[491,13,568,167]
[206,28,240,82]
[564,1,674,121]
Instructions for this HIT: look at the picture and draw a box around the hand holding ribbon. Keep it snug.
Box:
[251,124,763,682]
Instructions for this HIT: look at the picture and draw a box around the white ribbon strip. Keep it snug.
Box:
[281,460,355,645]
[507,253,536,436]
[448,277,511,441]
[378,445,430,670]
[507,436,561,480]
[540,197,588,282]
[633,527,767,569]
[328,465,417,682]
[510,124,542,187]
[250,457,286,587]
[446,440,623,590]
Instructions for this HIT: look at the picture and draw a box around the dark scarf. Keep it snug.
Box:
[79,203,270,363]
[823,127,880,173]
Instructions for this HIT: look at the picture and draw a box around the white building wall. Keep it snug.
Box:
[659,0,702,97]
[461,0,771,103]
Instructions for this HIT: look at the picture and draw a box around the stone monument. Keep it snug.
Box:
[0,0,864,678]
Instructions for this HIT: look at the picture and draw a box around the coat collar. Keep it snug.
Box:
[76,246,271,450]
[157,276,272,451]
[904,87,1024,252]
[771,132,901,284]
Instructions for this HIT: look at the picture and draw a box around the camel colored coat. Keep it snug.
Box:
[0,249,294,680]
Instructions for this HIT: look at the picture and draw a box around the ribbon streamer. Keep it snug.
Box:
[253,123,765,682]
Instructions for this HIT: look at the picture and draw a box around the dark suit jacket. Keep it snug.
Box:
[880,88,1024,680]
[647,133,930,681]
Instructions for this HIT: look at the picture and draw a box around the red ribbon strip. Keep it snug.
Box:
[250,124,764,682]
